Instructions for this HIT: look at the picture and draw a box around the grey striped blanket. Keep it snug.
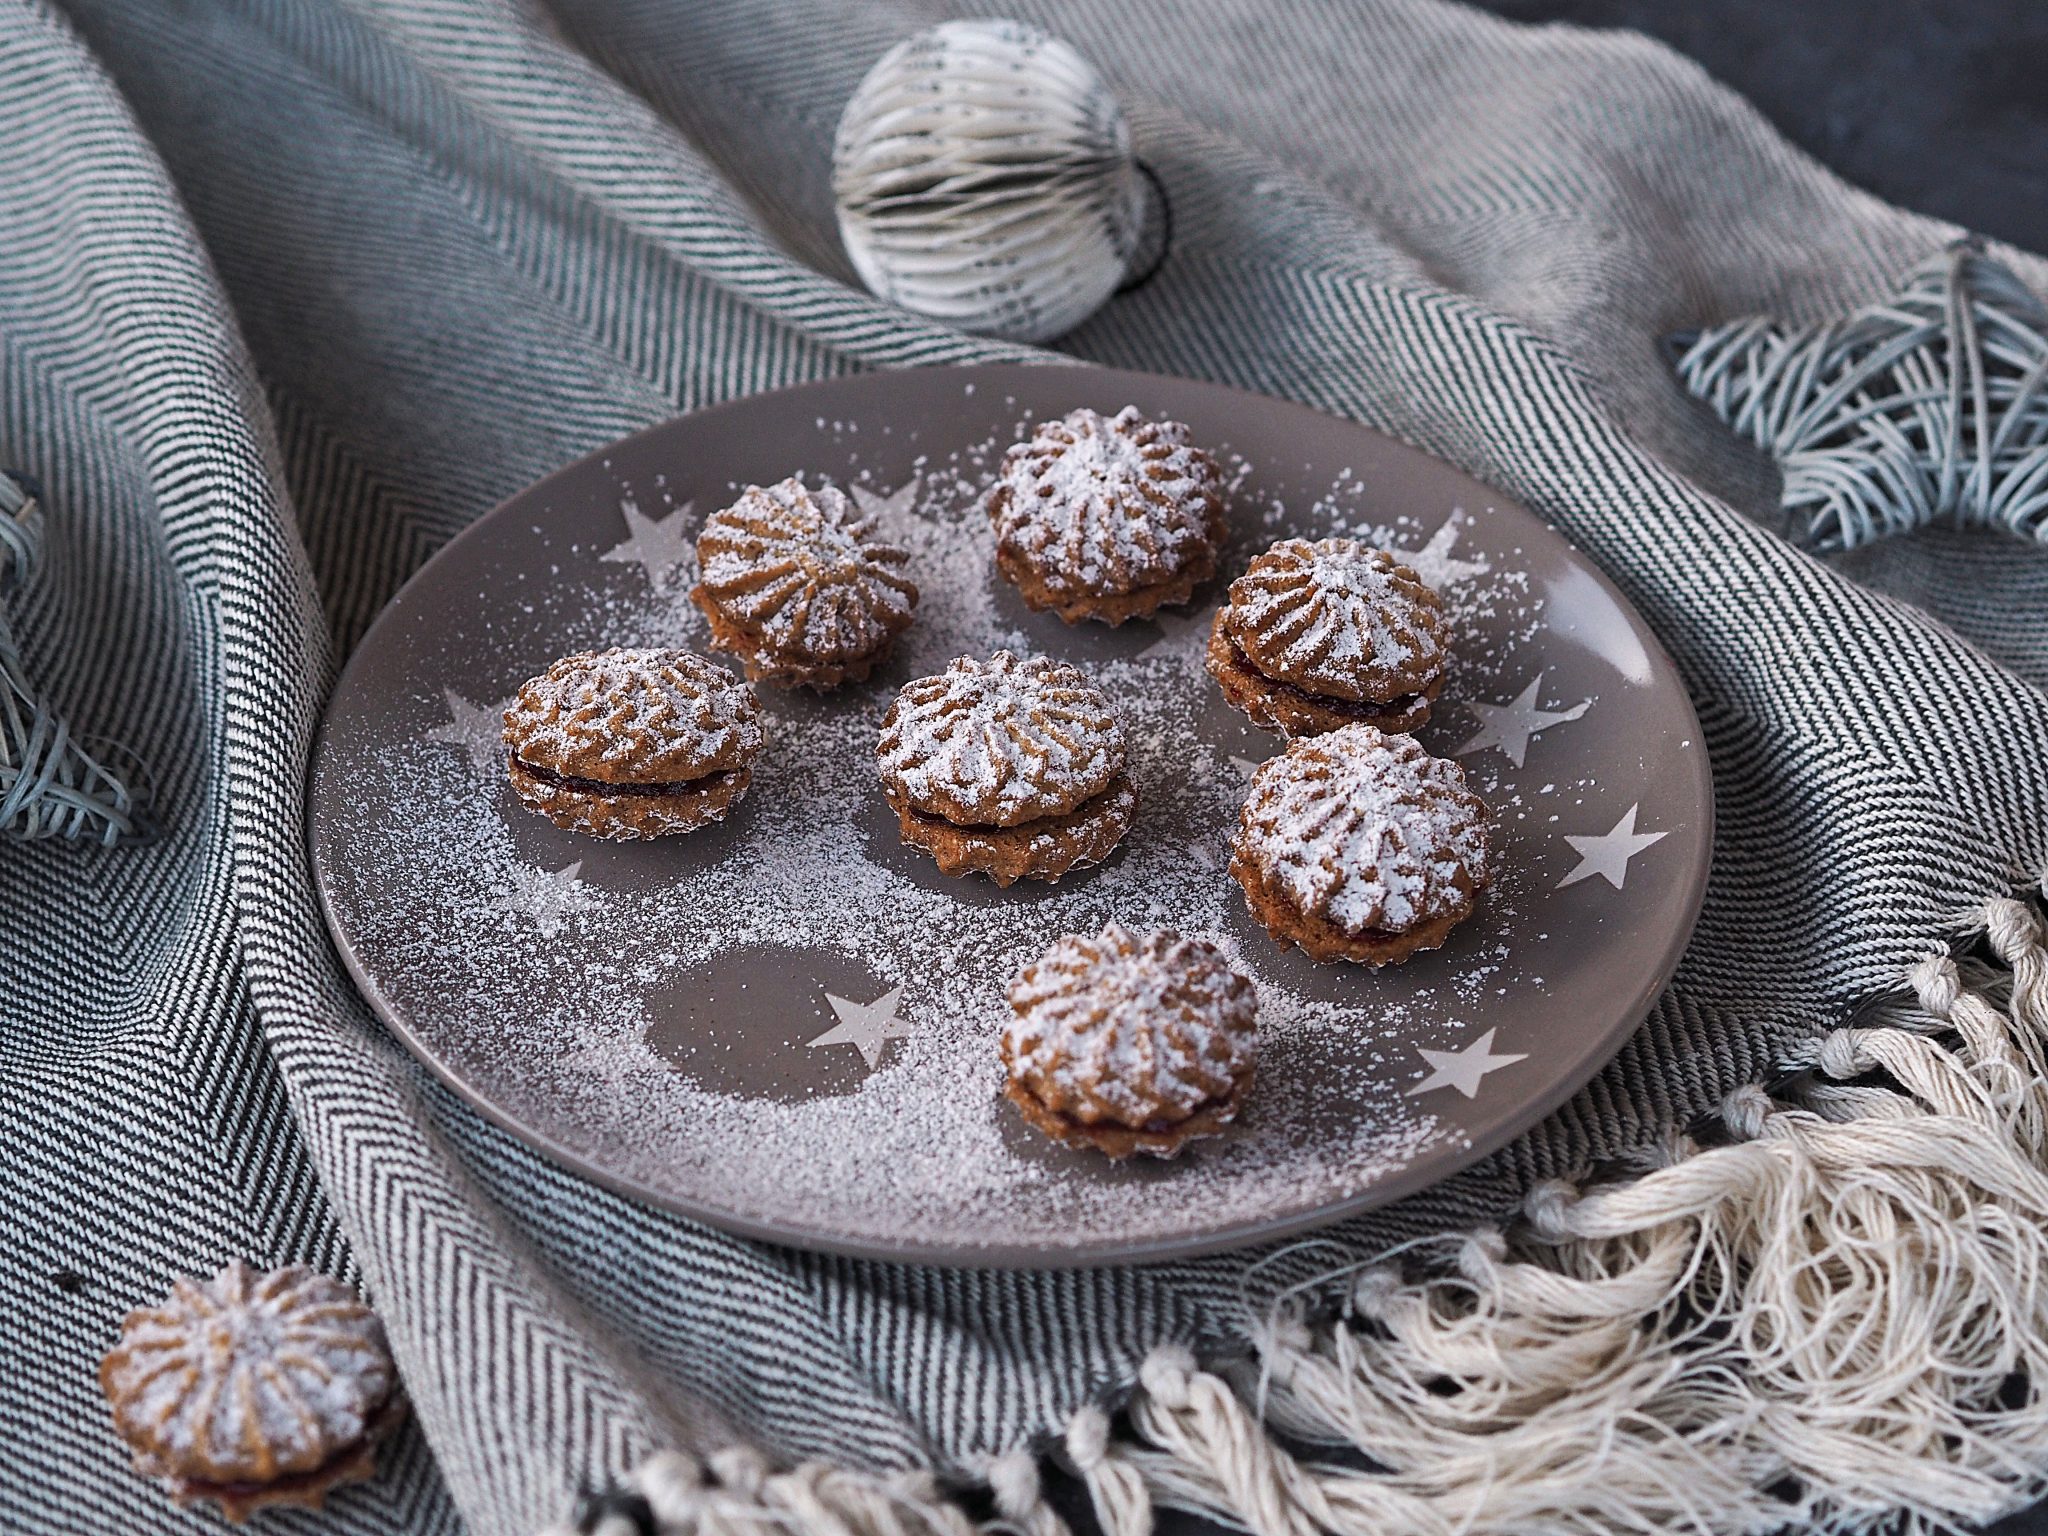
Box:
[4,2,2047,1534]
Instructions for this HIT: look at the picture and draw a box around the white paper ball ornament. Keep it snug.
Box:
[832,19,1162,343]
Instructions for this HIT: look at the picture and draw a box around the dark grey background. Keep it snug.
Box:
[1059,1,2048,1532]
[1481,0,2048,255]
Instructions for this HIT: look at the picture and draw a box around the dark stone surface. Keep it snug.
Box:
[1071,2,2048,1532]
[1481,0,2048,255]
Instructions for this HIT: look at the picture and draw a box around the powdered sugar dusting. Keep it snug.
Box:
[1005,923,1256,1125]
[876,650,1125,826]
[989,405,1222,597]
[1235,725,1493,935]
[318,378,1706,1259]
[101,1263,392,1480]
[1225,536,1447,697]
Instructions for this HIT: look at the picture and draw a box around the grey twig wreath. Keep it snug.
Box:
[0,471,140,845]
[1669,239,2048,552]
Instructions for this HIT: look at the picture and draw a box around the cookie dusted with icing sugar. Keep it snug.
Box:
[1002,922,1258,1159]
[503,647,764,840]
[692,477,919,689]
[99,1261,406,1523]
[986,405,1227,626]
[877,650,1125,828]
[876,651,1136,886]
[894,774,1139,888]
[1230,723,1492,966]
[1207,537,1448,736]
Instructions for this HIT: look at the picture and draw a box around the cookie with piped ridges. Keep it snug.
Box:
[692,477,918,689]
[986,405,1227,626]
[1001,922,1258,1159]
[1207,537,1448,736]
[876,651,1135,885]
[1230,723,1491,966]
[504,647,763,839]
[99,1261,406,1523]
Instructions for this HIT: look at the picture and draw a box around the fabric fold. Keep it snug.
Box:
[3,0,2046,1532]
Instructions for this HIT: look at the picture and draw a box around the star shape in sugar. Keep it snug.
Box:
[849,474,920,522]
[1669,240,2048,549]
[421,688,511,775]
[1452,672,1590,769]
[600,497,694,588]
[491,860,595,938]
[1557,804,1667,890]
[806,985,913,1071]
[1405,1028,1527,1100]
[1398,511,1490,588]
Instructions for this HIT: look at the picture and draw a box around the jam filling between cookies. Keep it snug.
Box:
[181,1447,363,1502]
[510,756,734,798]
[174,1395,405,1504]
[1020,1080,1237,1139]
[896,774,1131,835]
[1227,637,1423,721]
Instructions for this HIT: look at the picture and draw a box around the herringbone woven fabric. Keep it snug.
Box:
[3,0,2045,1532]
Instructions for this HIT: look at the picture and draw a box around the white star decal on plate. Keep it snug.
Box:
[491,860,595,938]
[1557,804,1668,890]
[1399,511,1490,588]
[806,985,913,1071]
[1138,606,1206,659]
[849,475,920,522]
[1452,671,1591,769]
[422,688,511,775]
[600,497,695,589]
[1405,1027,1528,1100]
[1228,755,1265,782]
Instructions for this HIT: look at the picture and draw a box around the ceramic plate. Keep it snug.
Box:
[309,364,1711,1266]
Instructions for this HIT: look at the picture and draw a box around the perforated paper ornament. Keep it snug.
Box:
[832,19,1149,343]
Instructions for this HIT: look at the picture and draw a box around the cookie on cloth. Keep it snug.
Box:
[503,647,764,839]
[1230,723,1491,966]
[99,1261,405,1524]
[875,650,1135,886]
[1001,922,1258,1159]
[1207,536,1448,735]
[691,476,918,689]
[985,405,1227,625]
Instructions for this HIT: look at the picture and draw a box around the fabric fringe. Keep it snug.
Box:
[541,1446,990,1536]
[586,887,2048,1536]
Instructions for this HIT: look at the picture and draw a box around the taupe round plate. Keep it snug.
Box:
[310,364,1711,1267]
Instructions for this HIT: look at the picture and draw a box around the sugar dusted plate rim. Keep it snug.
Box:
[309,363,1713,1268]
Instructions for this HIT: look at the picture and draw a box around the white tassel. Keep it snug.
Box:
[1105,891,2048,1536]
[986,1447,1071,1536]
[598,891,2048,1536]
[622,1441,978,1536]
[1062,1406,1151,1536]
